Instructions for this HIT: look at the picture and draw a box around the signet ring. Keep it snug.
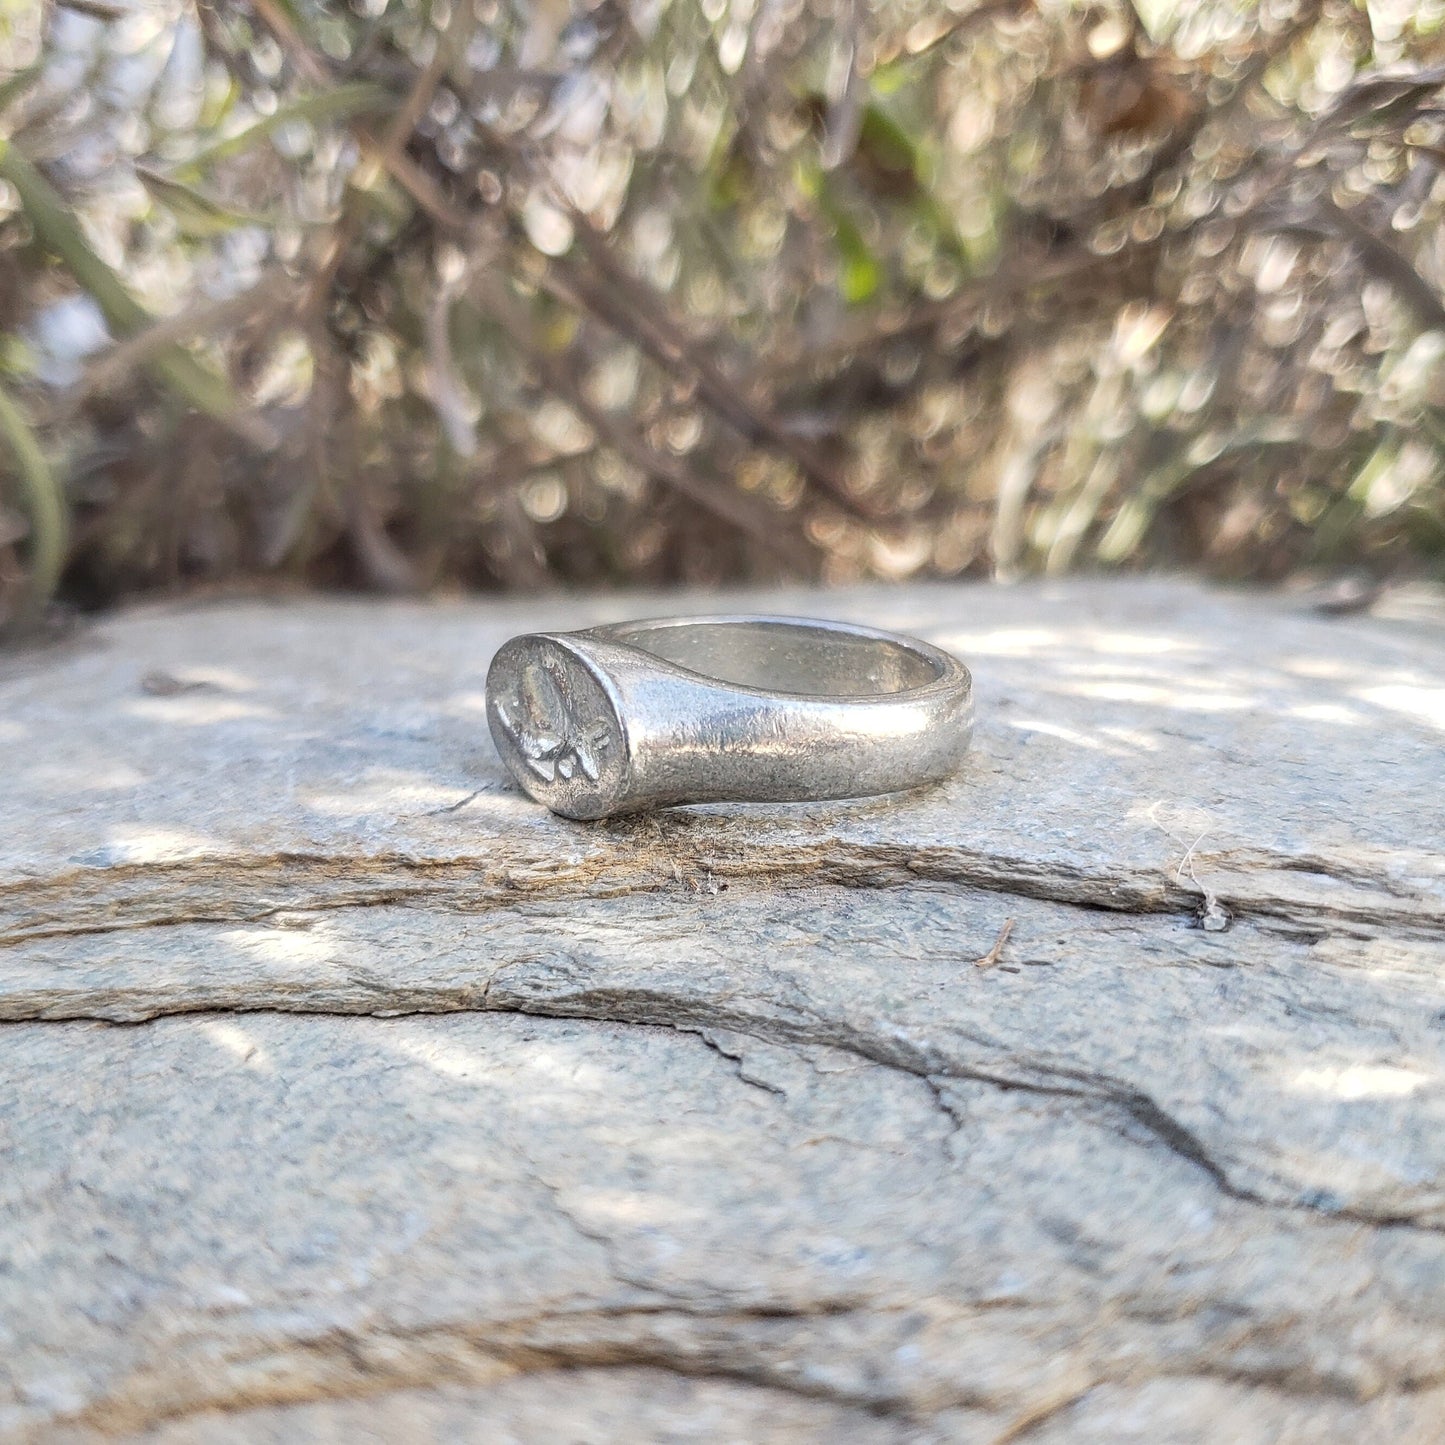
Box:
[486,615,974,820]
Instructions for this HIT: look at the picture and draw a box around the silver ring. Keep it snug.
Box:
[485,615,973,820]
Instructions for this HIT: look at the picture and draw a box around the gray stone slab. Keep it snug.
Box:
[5,889,1444,1227]
[7,1011,1445,1444]
[3,580,1444,1442]
[2,580,1442,942]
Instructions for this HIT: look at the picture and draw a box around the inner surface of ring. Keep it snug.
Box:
[608,620,942,696]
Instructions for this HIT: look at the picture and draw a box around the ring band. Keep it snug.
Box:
[486,615,974,820]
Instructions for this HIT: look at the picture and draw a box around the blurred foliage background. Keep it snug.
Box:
[2,0,1445,630]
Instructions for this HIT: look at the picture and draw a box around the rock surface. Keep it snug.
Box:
[2,579,1444,1443]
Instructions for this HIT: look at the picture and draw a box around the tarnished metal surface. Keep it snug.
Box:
[487,616,974,818]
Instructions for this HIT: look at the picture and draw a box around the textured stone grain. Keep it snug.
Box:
[103,1370,907,1444]
[3,581,1443,942]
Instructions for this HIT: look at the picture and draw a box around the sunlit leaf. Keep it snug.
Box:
[1097,427,1310,565]
[0,139,253,430]
[177,81,389,178]
[136,167,276,238]
[0,380,66,616]
[0,61,43,117]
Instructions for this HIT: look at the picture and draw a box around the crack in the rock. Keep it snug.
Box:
[3,833,1439,950]
[10,990,1441,1238]
[923,1074,968,1161]
[464,988,1445,1237]
[32,1271,1442,1442]
[525,1166,662,1296]
[37,1301,920,1442]
[690,1029,789,1098]
[987,1363,1445,1445]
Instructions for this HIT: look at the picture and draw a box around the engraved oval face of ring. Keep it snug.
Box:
[486,636,629,820]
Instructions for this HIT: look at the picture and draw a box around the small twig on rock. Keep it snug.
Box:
[427,786,485,816]
[973,917,1015,969]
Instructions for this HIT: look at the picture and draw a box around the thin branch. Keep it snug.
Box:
[973,918,1015,970]
[1256,199,1445,334]
[64,273,296,415]
[895,0,1029,62]
[562,216,875,520]
[475,278,818,572]
[249,0,471,239]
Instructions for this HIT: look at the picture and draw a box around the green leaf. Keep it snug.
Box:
[0,61,43,117]
[808,168,882,305]
[1095,458,1193,565]
[1096,424,1311,564]
[0,139,249,429]
[0,380,66,616]
[857,102,920,182]
[832,207,881,304]
[198,71,241,132]
[839,240,882,304]
[135,167,277,238]
[177,81,389,178]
